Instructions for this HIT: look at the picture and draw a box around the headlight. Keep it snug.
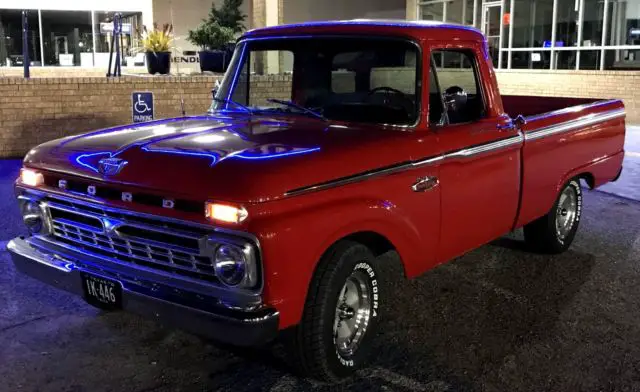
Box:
[214,244,248,287]
[20,168,44,187]
[20,200,48,235]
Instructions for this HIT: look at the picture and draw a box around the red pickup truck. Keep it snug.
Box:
[8,20,626,380]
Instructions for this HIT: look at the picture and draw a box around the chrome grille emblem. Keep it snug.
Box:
[162,199,175,209]
[122,192,133,202]
[98,157,128,176]
[87,185,96,196]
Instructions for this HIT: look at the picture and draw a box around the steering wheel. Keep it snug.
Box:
[367,86,414,120]
[368,86,407,97]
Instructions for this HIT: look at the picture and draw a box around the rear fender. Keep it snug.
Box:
[557,151,625,193]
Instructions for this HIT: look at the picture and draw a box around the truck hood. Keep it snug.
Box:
[25,114,413,203]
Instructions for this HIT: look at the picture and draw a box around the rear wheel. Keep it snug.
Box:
[289,241,380,381]
[524,178,583,254]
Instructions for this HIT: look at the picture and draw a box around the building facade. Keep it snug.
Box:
[0,0,154,68]
[412,0,640,71]
[1,0,639,72]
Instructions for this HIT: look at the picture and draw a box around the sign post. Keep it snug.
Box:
[22,10,29,78]
[132,92,154,123]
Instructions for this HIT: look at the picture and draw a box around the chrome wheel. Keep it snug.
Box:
[556,186,578,240]
[333,269,372,358]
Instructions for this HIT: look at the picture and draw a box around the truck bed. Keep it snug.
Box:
[503,95,626,229]
[502,95,602,119]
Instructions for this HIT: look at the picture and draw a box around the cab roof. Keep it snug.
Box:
[243,19,485,42]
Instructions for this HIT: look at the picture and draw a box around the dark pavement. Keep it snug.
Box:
[1,159,640,392]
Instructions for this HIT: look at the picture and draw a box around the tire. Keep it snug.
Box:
[524,178,583,254]
[289,240,381,381]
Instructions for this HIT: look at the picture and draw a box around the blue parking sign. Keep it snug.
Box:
[132,92,154,123]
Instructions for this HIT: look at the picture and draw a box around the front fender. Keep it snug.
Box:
[249,196,433,329]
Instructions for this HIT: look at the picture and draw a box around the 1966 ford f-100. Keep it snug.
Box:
[7,20,626,380]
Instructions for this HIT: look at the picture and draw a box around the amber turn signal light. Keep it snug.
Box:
[205,202,248,224]
[20,168,44,187]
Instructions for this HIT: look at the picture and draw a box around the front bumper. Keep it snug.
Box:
[6,237,279,347]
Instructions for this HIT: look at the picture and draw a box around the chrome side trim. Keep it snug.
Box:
[525,109,626,141]
[445,134,524,160]
[285,135,524,197]
[284,159,433,197]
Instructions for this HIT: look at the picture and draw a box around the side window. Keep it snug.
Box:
[430,50,485,125]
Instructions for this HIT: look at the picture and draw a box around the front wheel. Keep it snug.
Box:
[289,241,381,381]
[524,178,583,254]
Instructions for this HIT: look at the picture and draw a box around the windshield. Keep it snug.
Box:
[212,37,421,125]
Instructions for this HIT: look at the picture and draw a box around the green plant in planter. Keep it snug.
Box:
[209,0,247,34]
[139,23,174,75]
[141,23,174,53]
[187,0,246,73]
[187,21,235,51]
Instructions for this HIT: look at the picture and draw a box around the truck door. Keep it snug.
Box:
[428,45,522,263]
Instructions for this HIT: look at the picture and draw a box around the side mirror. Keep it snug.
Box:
[496,114,515,131]
[497,114,527,131]
[211,79,222,99]
[514,114,527,129]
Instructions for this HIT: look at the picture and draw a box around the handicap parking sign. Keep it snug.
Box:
[132,92,154,123]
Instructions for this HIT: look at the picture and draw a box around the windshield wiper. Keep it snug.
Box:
[210,96,253,115]
[266,98,327,122]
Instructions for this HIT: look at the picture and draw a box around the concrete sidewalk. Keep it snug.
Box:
[598,125,640,201]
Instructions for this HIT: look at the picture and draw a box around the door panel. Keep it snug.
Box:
[428,46,521,263]
[436,120,521,262]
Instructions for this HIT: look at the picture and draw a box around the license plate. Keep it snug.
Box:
[81,272,122,310]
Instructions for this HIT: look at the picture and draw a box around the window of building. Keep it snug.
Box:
[419,0,476,26]
[579,49,601,70]
[418,0,640,71]
[41,10,92,66]
[582,0,605,47]
[0,9,41,67]
[0,8,145,68]
[556,0,579,47]
[511,0,554,48]
[430,49,484,125]
[94,11,143,67]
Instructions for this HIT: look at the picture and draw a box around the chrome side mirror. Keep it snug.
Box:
[211,79,222,99]
[496,114,515,131]
[497,114,527,131]
[513,114,527,129]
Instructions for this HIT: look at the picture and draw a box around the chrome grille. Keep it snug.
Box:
[44,197,220,283]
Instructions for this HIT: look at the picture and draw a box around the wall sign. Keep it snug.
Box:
[100,22,132,34]
[132,92,154,123]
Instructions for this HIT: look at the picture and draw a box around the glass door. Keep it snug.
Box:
[482,2,502,68]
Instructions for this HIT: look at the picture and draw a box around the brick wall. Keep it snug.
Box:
[495,70,640,124]
[0,76,221,158]
[1,70,639,158]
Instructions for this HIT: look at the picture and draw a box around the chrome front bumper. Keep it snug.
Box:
[6,237,279,347]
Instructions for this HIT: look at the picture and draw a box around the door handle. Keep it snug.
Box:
[412,176,439,192]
